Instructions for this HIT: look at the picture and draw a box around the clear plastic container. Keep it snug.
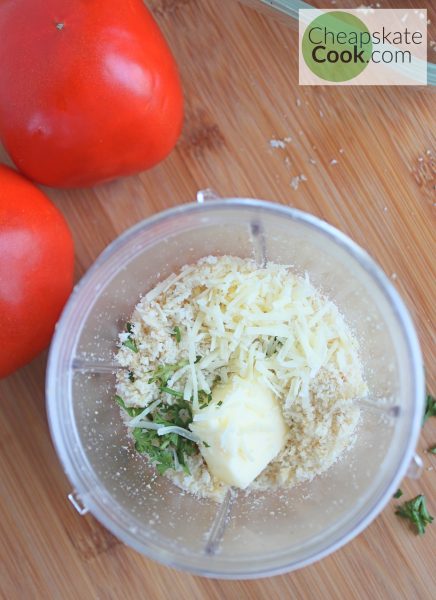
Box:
[46,195,424,578]
[242,0,436,86]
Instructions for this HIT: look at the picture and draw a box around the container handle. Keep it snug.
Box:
[196,189,221,204]
[406,453,423,479]
[68,490,89,515]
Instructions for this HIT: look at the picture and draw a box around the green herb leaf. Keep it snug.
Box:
[176,437,191,475]
[171,326,182,343]
[132,428,174,474]
[128,370,135,383]
[131,398,197,475]
[429,446,436,455]
[156,461,173,475]
[395,494,434,535]
[183,443,197,457]
[203,441,211,448]
[158,399,193,427]
[123,338,138,353]
[423,393,436,424]
[393,488,403,499]
[115,394,126,410]
[217,400,223,407]
[160,386,184,398]
[132,427,153,454]
[122,322,139,352]
[148,359,189,386]
[128,406,144,417]
[114,395,143,417]
[198,389,212,409]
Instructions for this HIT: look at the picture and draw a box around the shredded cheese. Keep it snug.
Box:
[127,398,161,427]
[115,256,367,501]
[156,426,200,443]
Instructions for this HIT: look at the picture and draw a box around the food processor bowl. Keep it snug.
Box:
[46,195,424,578]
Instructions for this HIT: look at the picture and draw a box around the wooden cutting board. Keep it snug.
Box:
[0,1,435,598]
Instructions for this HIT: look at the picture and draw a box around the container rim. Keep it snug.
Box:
[46,198,424,578]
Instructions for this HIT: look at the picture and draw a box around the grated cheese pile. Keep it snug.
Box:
[115,256,367,501]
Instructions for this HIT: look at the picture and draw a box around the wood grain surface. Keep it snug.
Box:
[0,1,435,598]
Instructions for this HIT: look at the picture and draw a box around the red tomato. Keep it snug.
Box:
[0,0,183,188]
[0,166,74,377]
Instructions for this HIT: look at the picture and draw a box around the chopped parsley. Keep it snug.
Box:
[395,494,434,535]
[123,338,138,353]
[119,352,220,475]
[122,322,138,353]
[393,488,403,499]
[429,446,436,455]
[158,399,193,428]
[114,395,144,418]
[114,394,126,410]
[148,359,189,386]
[199,390,212,409]
[171,326,182,343]
[133,399,197,475]
[423,393,436,424]
[160,386,184,398]
[133,428,176,475]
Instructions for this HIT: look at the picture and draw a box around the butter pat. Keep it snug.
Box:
[189,375,288,489]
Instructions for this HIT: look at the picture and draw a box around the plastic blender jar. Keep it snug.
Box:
[46,194,424,578]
